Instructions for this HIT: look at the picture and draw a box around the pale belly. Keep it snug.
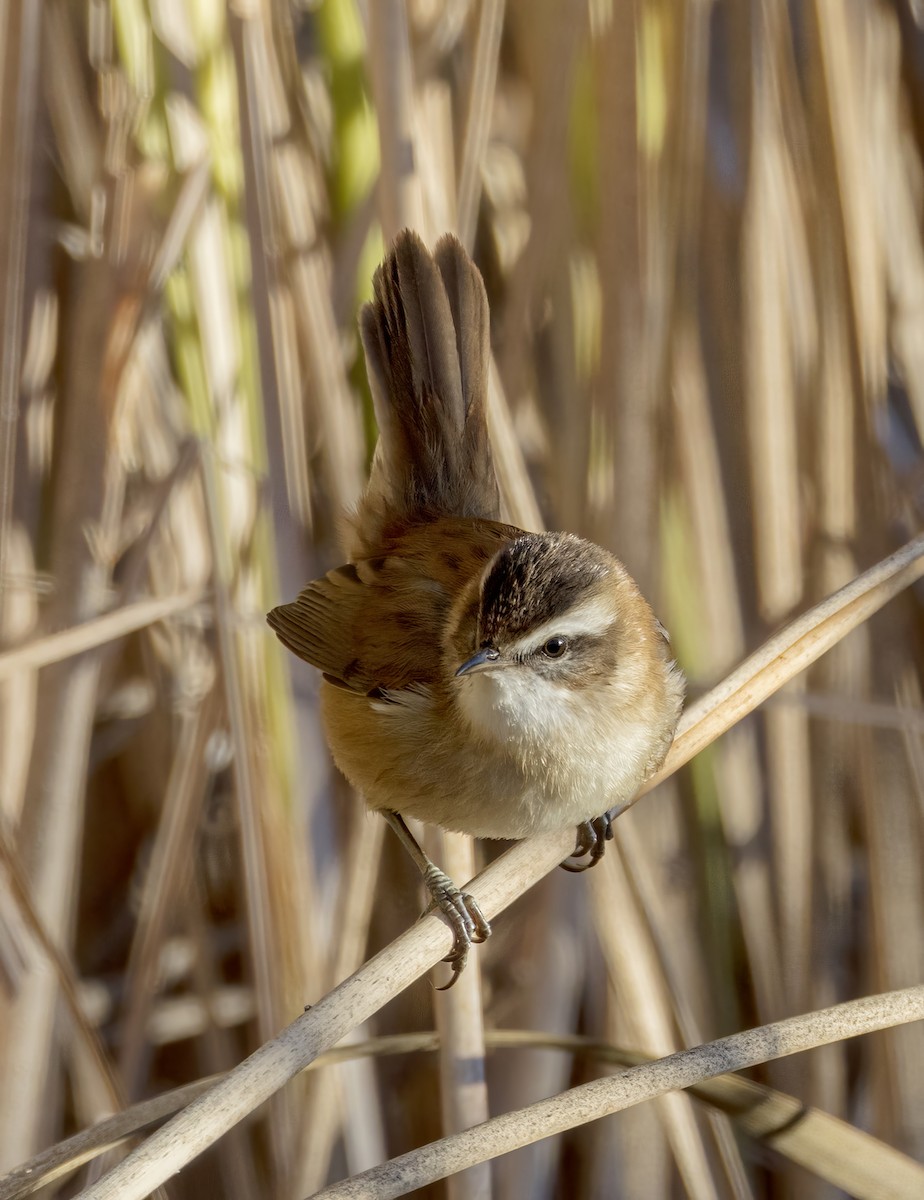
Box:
[319,679,649,840]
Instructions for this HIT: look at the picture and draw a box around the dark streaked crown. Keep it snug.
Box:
[477,533,612,643]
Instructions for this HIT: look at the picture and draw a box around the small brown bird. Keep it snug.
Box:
[269,231,684,983]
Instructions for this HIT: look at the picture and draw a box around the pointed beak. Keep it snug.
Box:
[455,646,501,678]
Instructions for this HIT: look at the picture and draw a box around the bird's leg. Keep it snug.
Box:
[560,810,615,873]
[382,811,491,989]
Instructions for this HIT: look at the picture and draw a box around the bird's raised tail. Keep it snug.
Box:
[349,230,499,555]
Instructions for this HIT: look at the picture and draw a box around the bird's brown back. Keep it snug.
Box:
[269,232,511,692]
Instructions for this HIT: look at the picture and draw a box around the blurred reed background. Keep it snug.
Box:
[1,1,923,1197]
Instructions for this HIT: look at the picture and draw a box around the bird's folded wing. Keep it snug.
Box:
[267,518,521,694]
[267,558,449,695]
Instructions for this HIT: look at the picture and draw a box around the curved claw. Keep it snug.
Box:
[561,812,615,873]
[423,867,492,990]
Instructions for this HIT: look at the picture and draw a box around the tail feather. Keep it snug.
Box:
[434,236,493,487]
[352,231,499,554]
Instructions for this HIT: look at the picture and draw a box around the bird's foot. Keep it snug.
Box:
[561,811,614,872]
[423,865,491,990]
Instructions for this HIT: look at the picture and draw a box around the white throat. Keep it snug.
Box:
[455,666,580,747]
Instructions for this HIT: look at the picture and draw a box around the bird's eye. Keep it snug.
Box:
[543,636,568,658]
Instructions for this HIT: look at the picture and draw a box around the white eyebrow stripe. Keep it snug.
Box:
[507,594,616,656]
